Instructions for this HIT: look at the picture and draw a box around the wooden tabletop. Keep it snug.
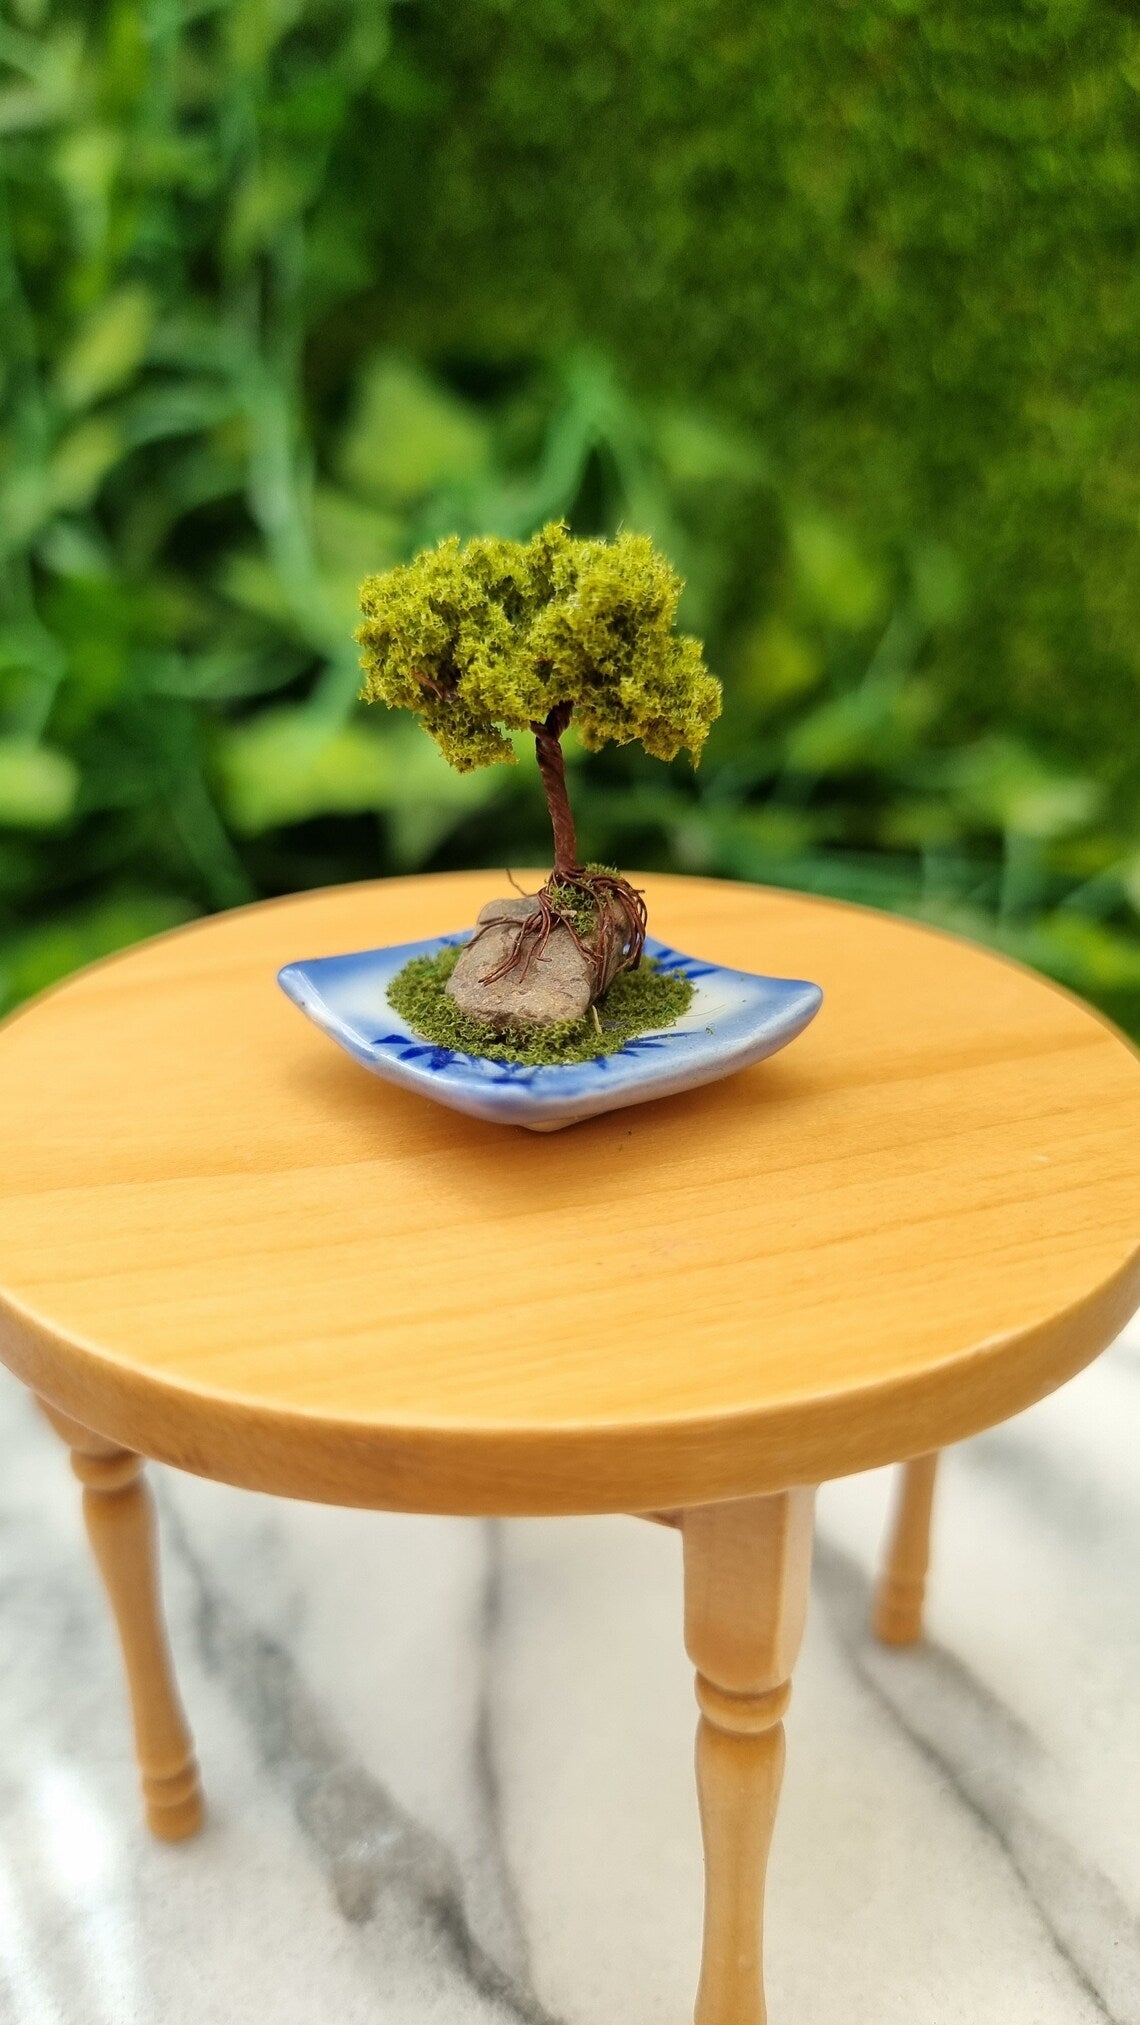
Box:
[0,870,1138,1515]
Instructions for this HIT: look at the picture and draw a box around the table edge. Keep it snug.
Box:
[3,1242,1137,1515]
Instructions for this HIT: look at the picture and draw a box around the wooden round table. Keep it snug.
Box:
[1,871,1138,2024]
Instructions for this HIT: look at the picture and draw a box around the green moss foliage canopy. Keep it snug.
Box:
[357,524,721,770]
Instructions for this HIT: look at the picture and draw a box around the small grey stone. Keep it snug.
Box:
[446,895,595,1030]
[446,890,636,1034]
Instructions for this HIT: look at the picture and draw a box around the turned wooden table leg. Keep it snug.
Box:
[873,1451,940,1647]
[38,1401,204,1842]
[682,1489,815,2025]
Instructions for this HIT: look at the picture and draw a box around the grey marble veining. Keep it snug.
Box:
[161,1502,551,2023]
[0,1323,1137,2025]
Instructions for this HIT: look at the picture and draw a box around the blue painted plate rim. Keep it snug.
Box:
[277,929,823,1090]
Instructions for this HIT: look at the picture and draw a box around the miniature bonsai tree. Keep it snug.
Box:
[358,520,721,1034]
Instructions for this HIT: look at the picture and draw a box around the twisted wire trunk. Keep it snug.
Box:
[532,702,578,878]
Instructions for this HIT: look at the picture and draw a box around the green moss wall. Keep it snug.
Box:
[384,0,1140,774]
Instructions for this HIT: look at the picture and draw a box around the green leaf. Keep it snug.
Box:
[311,486,405,624]
[0,740,79,827]
[227,161,311,261]
[217,709,402,833]
[653,407,767,486]
[57,284,154,410]
[216,706,506,854]
[338,357,490,504]
[36,517,112,579]
[909,541,967,628]
[790,516,888,631]
[1011,913,1140,994]
[120,380,237,448]
[379,722,507,866]
[784,678,934,775]
[735,621,821,708]
[878,798,966,850]
[946,737,1102,839]
[48,416,122,512]
[216,551,300,629]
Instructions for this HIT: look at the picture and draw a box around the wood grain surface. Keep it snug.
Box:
[0,870,1137,1515]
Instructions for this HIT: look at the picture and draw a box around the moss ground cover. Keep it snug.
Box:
[387,946,693,1065]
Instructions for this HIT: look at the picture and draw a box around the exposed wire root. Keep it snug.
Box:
[469,867,648,992]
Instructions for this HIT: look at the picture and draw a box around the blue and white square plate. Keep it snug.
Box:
[277,932,822,1132]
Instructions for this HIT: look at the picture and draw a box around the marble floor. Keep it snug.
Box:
[1,1324,1138,2025]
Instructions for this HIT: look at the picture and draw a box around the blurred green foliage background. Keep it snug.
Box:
[3,0,1140,1028]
